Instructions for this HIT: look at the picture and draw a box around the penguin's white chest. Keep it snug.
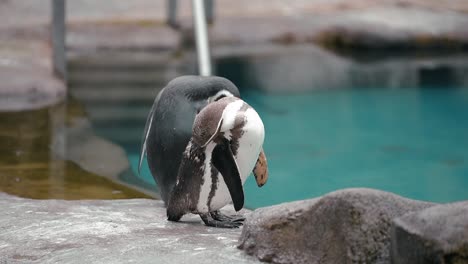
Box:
[196,107,264,213]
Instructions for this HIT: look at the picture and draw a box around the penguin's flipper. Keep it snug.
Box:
[138,88,165,175]
[253,148,269,187]
[211,138,244,211]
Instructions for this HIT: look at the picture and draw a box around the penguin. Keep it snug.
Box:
[167,96,268,228]
[139,76,268,227]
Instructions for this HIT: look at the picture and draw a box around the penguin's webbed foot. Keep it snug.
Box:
[210,210,245,223]
[199,212,243,228]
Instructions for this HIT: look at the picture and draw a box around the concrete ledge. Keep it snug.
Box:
[0,36,66,111]
[0,193,256,264]
[0,67,66,111]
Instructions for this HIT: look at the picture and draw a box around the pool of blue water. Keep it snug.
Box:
[129,87,468,209]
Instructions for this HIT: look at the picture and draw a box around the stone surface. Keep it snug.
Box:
[1,0,468,50]
[214,44,468,92]
[67,22,180,52]
[0,40,66,111]
[205,8,468,50]
[238,188,434,264]
[0,192,256,264]
[391,202,468,264]
[0,67,66,111]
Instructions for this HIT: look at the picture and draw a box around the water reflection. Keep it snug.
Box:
[0,100,152,199]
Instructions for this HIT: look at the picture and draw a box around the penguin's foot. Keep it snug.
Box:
[210,210,245,223]
[199,213,243,228]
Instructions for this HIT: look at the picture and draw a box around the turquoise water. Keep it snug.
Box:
[129,87,468,209]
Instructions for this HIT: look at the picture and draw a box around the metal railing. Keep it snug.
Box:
[192,0,212,76]
[50,0,214,81]
[51,0,66,81]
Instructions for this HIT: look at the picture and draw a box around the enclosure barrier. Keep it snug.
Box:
[50,0,213,80]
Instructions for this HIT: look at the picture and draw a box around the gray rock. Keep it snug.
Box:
[3,0,468,51]
[0,192,257,264]
[0,67,66,111]
[391,202,468,264]
[214,44,468,93]
[206,5,468,50]
[238,188,434,264]
[0,38,66,111]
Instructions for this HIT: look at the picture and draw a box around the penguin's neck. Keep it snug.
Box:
[195,142,217,213]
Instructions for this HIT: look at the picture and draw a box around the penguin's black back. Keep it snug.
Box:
[144,76,240,203]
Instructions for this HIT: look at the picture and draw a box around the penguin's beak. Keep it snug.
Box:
[253,149,268,187]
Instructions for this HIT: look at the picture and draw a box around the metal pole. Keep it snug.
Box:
[192,0,212,76]
[167,0,178,28]
[51,0,67,81]
[205,0,214,24]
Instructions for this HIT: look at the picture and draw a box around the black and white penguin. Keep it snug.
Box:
[167,96,268,228]
[139,76,268,228]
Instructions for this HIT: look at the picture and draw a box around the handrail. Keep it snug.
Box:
[192,0,212,76]
[51,0,67,81]
[51,0,213,79]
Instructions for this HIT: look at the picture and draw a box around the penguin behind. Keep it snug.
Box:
[166,97,268,228]
[140,76,269,227]
[139,76,241,204]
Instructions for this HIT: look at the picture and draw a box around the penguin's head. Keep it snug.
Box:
[191,97,239,147]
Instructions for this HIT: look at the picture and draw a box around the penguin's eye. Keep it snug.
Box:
[208,90,234,103]
[214,95,226,101]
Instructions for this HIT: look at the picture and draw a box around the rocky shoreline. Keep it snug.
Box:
[238,188,468,263]
[1,188,467,263]
[0,192,254,264]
